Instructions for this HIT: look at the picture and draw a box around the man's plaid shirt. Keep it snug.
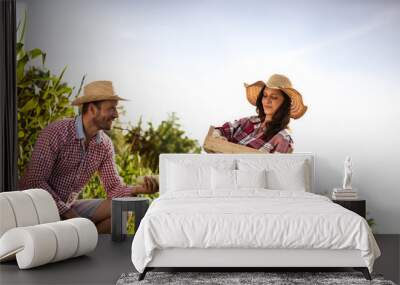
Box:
[18,116,132,215]
[215,116,293,152]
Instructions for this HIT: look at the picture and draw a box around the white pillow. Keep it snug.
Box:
[266,164,307,191]
[236,169,268,189]
[165,159,235,192]
[211,168,268,190]
[211,168,236,190]
[237,158,309,191]
[167,162,211,191]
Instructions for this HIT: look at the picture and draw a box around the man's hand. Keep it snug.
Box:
[61,209,80,220]
[132,176,159,195]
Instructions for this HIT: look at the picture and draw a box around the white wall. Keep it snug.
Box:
[17,0,400,233]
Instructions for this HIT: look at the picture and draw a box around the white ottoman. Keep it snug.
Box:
[0,189,98,269]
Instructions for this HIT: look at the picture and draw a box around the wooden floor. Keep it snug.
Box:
[0,234,398,285]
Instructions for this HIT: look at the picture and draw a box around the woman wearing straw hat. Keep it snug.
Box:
[213,74,307,153]
[19,80,159,233]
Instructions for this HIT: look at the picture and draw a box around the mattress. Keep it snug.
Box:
[131,190,380,273]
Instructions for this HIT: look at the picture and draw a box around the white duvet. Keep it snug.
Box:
[131,190,380,273]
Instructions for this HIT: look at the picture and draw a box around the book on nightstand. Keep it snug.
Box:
[332,188,358,200]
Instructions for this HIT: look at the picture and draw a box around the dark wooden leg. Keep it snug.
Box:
[138,268,148,281]
[361,268,372,281]
[354,267,372,280]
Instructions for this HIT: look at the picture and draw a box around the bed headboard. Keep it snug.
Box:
[159,153,315,195]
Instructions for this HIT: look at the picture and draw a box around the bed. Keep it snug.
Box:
[131,153,380,280]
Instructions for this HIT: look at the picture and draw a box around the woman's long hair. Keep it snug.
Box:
[256,86,291,142]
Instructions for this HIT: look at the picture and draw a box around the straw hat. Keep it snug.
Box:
[245,74,307,119]
[71,80,128,106]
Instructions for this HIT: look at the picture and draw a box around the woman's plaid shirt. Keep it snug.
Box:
[215,116,293,152]
[18,116,132,215]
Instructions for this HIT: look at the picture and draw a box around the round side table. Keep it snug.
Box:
[111,197,149,242]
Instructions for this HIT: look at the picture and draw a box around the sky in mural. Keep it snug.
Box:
[21,0,400,145]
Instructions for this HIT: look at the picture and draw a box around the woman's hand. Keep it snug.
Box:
[269,134,292,153]
[212,129,228,141]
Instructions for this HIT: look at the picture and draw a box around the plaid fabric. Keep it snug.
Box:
[18,116,132,215]
[215,116,293,152]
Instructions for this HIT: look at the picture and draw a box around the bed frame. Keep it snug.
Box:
[138,153,371,280]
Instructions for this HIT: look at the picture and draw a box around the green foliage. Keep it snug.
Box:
[80,115,201,234]
[16,16,200,235]
[16,13,85,176]
[81,113,200,201]
[80,149,155,235]
[125,113,202,172]
[367,218,375,228]
[80,152,155,199]
[79,174,106,199]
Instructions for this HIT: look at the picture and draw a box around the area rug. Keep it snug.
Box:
[116,271,396,285]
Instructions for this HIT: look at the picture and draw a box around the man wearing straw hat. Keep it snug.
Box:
[18,80,158,233]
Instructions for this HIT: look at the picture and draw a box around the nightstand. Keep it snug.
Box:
[111,197,150,242]
[332,199,366,218]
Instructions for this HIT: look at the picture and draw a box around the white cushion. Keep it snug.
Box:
[64,218,98,257]
[0,225,57,269]
[237,158,309,191]
[164,158,235,193]
[267,164,307,191]
[24,189,60,223]
[236,169,268,189]
[166,162,210,191]
[42,222,79,262]
[0,218,97,269]
[0,192,39,227]
[0,196,17,237]
[211,169,268,191]
[0,189,98,269]
[0,189,59,238]
[211,168,236,190]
